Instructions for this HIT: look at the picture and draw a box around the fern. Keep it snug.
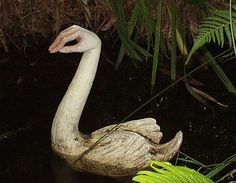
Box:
[186,6,236,64]
[185,5,236,94]
[132,161,214,183]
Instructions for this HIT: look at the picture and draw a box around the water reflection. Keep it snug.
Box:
[51,156,119,183]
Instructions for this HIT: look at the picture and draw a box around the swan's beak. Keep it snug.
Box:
[151,131,183,161]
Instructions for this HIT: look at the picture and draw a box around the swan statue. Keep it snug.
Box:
[49,25,183,177]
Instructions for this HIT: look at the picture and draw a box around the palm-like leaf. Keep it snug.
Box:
[133,161,214,183]
[186,7,236,64]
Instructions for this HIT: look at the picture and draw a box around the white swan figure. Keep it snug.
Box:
[49,25,183,177]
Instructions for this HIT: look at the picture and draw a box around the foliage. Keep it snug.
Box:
[168,2,177,82]
[108,0,184,89]
[1,0,235,95]
[229,0,236,56]
[108,0,236,96]
[133,154,236,183]
[151,0,162,91]
[178,153,236,183]
[202,47,236,94]
[108,0,152,66]
[186,4,236,64]
[185,3,236,94]
[133,161,214,183]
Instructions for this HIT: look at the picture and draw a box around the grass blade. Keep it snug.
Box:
[176,29,188,56]
[202,47,236,94]
[151,0,162,91]
[206,154,236,179]
[230,0,236,55]
[168,4,177,81]
[178,152,208,168]
[108,0,141,64]
[136,0,155,33]
[116,3,141,69]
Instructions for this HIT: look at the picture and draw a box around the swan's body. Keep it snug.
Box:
[49,25,183,177]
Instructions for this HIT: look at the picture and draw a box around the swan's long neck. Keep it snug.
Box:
[51,45,101,153]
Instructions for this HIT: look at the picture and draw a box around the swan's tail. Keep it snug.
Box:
[150,131,183,161]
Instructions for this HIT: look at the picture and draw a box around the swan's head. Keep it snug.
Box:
[49,25,101,54]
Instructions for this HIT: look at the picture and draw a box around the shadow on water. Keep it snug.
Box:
[0,48,236,182]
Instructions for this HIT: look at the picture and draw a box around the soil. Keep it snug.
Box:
[0,46,236,183]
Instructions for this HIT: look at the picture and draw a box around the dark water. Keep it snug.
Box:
[0,49,236,183]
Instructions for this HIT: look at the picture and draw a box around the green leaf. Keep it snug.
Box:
[176,29,188,56]
[215,30,221,45]
[116,3,141,69]
[108,0,141,67]
[133,161,214,183]
[168,3,177,81]
[206,154,236,179]
[136,0,155,33]
[224,25,232,47]
[151,0,162,91]
[202,47,236,94]
[186,7,236,65]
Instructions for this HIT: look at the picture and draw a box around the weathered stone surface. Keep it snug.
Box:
[50,25,183,177]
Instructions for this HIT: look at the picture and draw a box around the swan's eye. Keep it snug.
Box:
[74,137,78,141]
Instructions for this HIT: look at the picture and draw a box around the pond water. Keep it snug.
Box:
[0,48,236,183]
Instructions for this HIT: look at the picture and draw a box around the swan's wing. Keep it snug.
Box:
[117,118,162,144]
[80,130,151,176]
[76,120,182,177]
[91,118,162,144]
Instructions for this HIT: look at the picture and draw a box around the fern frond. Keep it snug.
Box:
[133,161,214,183]
[186,7,236,64]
